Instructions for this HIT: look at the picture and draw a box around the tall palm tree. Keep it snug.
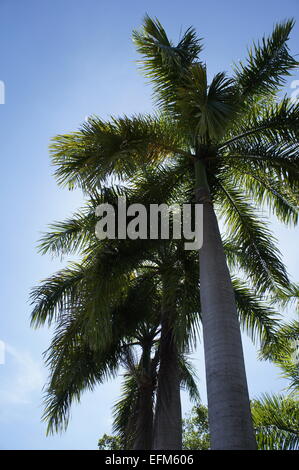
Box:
[33,179,198,449]
[48,17,298,448]
[133,17,299,450]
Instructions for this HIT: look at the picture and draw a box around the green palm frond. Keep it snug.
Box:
[226,164,298,226]
[214,177,289,294]
[112,372,139,449]
[276,284,299,312]
[51,114,187,191]
[31,239,155,336]
[281,359,299,393]
[179,355,201,403]
[133,15,202,111]
[38,207,96,257]
[234,19,298,100]
[43,318,122,434]
[41,270,161,435]
[233,278,280,345]
[221,142,299,202]
[30,262,87,327]
[176,65,238,142]
[259,317,298,357]
[252,393,299,450]
[221,97,299,149]
[258,318,299,393]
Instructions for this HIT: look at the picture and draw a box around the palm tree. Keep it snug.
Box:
[33,264,161,443]
[33,179,196,448]
[48,17,298,448]
[133,17,299,450]
[32,180,282,448]
[32,244,200,449]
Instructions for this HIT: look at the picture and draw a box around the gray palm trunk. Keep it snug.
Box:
[153,299,182,449]
[195,159,257,450]
[133,381,154,449]
[133,340,156,450]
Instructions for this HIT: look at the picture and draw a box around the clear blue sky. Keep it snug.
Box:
[0,0,298,450]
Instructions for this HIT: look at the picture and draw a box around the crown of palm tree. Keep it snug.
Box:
[48,18,298,302]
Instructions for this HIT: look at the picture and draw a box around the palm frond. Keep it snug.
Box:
[233,278,281,345]
[112,372,139,449]
[252,393,299,450]
[176,66,238,142]
[221,97,299,148]
[179,355,201,403]
[43,317,122,434]
[51,114,187,191]
[226,163,298,226]
[30,262,87,327]
[133,15,202,112]
[234,19,298,100]
[214,177,290,294]
[38,207,96,257]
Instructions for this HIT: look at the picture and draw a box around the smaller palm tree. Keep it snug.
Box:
[31,166,286,447]
[112,341,200,450]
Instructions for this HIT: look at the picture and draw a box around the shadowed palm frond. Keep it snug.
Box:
[51,114,187,191]
[233,278,281,345]
[30,262,88,327]
[221,97,299,149]
[112,372,139,449]
[214,177,290,294]
[179,355,201,403]
[43,318,123,434]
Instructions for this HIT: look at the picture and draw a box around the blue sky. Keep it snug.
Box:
[0,0,298,450]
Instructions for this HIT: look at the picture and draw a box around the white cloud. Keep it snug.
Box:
[0,344,44,405]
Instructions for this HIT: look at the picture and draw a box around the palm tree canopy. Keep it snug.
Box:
[47,18,298,303]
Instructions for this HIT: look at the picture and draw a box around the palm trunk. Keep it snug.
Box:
[133,340,154,450]
[133,382,154,449]
[153,284,182,450]
[195,159,257,450]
